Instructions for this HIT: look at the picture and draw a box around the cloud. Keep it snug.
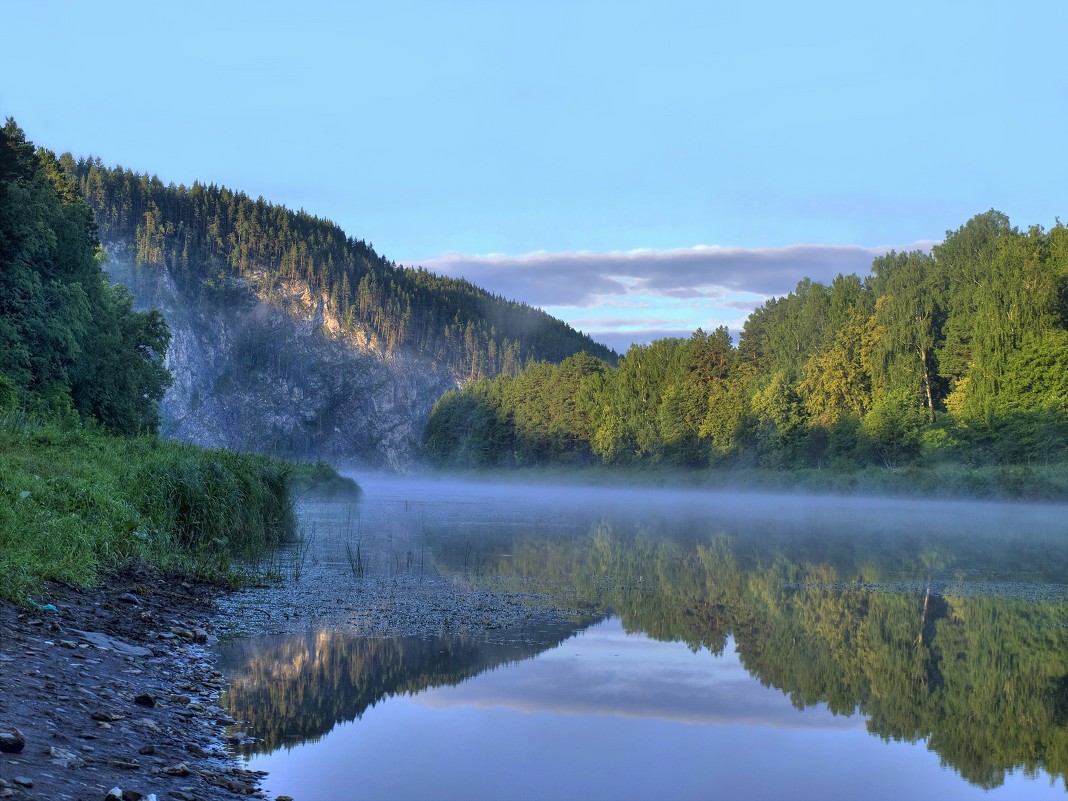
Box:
[412,242,936,309]
[407,241,936,353]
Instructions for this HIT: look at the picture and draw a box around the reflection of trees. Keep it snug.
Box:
[217,619,594,756]
[455,520,1068,790]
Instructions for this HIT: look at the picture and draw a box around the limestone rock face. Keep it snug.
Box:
[106,253,456,470]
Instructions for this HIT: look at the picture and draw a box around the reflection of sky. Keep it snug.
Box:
[248,618,1066,801]
[417,619,856,729]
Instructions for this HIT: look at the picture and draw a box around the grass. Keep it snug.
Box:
[287,460,362,500]
[0,421,302,603]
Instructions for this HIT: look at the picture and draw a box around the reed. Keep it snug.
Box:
[0,422,298,603]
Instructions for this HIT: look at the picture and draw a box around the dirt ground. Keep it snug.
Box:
[0,567,279,801]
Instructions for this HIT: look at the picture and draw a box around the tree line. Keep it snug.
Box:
[62,156,615,381]
[0,119,170,434]
[424,210,1068,469]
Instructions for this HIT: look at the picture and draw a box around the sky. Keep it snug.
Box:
[2,1,1065,353]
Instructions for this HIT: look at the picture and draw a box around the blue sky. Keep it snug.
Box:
[2,1,1064,352]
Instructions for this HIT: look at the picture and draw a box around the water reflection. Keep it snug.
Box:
[217,617,598,756]
[220,485,1068,794]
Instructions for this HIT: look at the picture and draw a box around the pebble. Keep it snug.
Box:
[11,777,32,788]
[91,711,127,722]
[0,727,25,753]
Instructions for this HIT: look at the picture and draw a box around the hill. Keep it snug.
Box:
[60,157,615,468]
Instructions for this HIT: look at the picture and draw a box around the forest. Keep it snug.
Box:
[0,119,297,601]
[0,119,170,433]
[424,211,1068,475]
[63,156,615,381]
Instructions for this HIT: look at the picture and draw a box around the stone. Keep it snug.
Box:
[0,727,25,753]
[134,693,156,707]
[118,592,144,605]
[91,711,127,722]
[72,630,153,658]
[11,777,32,788]
[48,745,84,768]
[107,757,141,770]
[161,761,191,776]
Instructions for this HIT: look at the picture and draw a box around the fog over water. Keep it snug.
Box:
[215,473,1068,800]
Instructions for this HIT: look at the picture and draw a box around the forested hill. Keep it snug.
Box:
[63,157,615,378]
[425,211,1068,479]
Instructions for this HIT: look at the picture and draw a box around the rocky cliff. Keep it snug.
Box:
[105,248,456,471]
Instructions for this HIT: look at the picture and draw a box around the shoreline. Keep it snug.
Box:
[0,567,273,801]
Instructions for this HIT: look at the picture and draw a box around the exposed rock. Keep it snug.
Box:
[134,692,156,707]
[105,255,455,470]
[11,778,32,788]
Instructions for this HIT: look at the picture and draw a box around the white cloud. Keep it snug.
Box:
[412,242,936,309]
[408,241,936,352]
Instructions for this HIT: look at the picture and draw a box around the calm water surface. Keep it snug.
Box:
[216,477,1068,800]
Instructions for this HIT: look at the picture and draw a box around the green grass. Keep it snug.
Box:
[287,460,362,500]
[0,421,302,603]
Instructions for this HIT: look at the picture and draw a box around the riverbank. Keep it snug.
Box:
[0,566,273,801]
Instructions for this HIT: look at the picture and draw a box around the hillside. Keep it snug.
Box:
[60,157,615,468]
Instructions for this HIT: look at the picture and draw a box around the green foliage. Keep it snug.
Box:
[64,155,615,382]
[426,209,1068,477]
[862,388,927,468]
[0,424,296,602]
[0,119,171,434]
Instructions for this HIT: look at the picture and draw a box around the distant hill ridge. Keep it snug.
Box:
[54,155,614,468]
[63,156,616,377]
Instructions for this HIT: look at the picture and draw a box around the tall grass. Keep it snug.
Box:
[0,423,297,603]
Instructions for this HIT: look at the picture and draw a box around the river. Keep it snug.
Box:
[213,476,1068,800]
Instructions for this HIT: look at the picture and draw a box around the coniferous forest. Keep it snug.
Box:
[425,211,1068,478]
[63,156,615,381]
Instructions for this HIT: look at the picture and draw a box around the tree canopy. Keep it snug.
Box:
[425,210,1068,470]
[0,119,170,433]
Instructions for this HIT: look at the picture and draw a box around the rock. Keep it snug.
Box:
[11,777,32,788]
[59,639,79,648]
[138,744,155,755]
[0,727,25,753]
[277,796,295,801]
[48,745,85,768]
[133,692,156,707]
[72,630,154,658]
[118,592,144,605]
[192,628,209,644]
[105,788,123,801]
[161,761,191,776]
[106,757,140,770]
[91,710,128,722]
